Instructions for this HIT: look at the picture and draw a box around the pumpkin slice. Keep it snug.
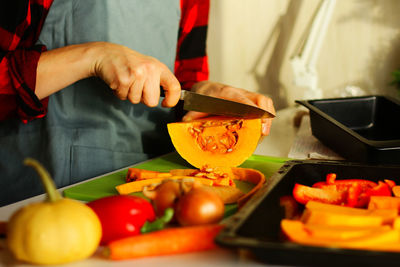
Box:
[232,167,266,207]
[115,176,214,195]
[305,201,398,224]
[170,166,236,187]
[126,168,172,182]
[167,116,262,168]
[301,208,393,227]
[201,185,244,204]
[304,223,392,240]
[281,219,400,251]
[170,166,266,206]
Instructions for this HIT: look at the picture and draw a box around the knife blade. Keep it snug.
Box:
[160,88,275,118]
[176,90,275,118]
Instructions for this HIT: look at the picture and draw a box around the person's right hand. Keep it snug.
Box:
[91,42,181,107]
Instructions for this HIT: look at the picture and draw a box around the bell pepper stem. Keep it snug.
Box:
[140,208,174,234]
[24,158,62,202]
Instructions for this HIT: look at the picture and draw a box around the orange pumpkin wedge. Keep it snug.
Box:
[167,116,262,168]
[115,176,214,195]
[232,167,266,207]
[281,219,400,251]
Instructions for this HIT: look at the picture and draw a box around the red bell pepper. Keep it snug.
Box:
[384,179,396,188]
[292,183,346,205]
[325,173,337,184]
[311,181,328,188]
[301,173,395,208]
[355,181,392,208]
[365,181,392,197]
[313,173,395,207]
[87,195,163,245]
[345,183,361,207]
[332,179,377,190]
[312,179,377,192]
[316,176,377,189]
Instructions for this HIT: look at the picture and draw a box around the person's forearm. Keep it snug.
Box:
[35,43,96,100]
[35,41,181,107]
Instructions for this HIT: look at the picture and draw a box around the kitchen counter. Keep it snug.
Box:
[0,107,304,267]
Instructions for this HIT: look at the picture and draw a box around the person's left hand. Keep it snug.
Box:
[182,81,275,136]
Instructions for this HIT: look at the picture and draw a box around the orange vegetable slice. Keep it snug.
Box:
[281,219,400,251]
[169,167,236,187]
[126,168,172,182]
[167,116,261,168]
[232,167,266,207]
[115,176,213,195]
[304,224,392,240]
[302,209,386,227]
[368,196,400,211]
[303,201,397,226]
[392,186,400,197]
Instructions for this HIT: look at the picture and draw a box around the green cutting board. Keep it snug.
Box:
[63,152,289,216]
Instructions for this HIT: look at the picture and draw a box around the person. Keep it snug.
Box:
[0,0,275,206]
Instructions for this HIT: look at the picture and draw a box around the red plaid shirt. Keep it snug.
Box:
[0,0,209,122]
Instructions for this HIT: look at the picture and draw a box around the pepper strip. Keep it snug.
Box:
[292,183,346,205]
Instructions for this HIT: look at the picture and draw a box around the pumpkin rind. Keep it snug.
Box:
[167,117,261,168]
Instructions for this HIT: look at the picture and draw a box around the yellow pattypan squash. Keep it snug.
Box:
[6,158,102,265]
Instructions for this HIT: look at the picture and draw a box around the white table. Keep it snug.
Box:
[0,107,303,267]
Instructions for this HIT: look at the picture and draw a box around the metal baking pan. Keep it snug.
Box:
[296,95,400,164]
[215,160,400,267]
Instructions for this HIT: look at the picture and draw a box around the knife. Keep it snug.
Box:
[161,89,275,119]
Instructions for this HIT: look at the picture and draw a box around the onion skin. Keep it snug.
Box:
[175,187,225,226]
[152,181,181,217]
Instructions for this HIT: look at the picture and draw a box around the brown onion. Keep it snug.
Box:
[175,187,225,226]
[150,180,181,217]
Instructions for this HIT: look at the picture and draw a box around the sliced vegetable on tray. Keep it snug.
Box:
[293,173,394,208]
[281,172,400,253]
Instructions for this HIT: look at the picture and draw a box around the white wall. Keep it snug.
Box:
[207,0,400,110]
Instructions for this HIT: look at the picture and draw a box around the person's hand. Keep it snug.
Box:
[91,42,181,107]
[182,81,275,136]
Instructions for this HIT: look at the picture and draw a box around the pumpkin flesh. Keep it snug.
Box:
[167,117,261,169]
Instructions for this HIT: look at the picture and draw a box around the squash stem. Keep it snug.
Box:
[24,158,62,202]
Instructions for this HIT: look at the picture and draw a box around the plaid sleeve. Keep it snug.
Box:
[174,0,210,91]
[0,0,52,122]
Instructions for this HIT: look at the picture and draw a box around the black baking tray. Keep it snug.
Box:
[296,95,400,165]
[215,160,400,267]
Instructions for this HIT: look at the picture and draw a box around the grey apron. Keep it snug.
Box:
[0,0,180,206]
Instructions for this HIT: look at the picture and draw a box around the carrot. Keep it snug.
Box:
[104,224,224,260]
